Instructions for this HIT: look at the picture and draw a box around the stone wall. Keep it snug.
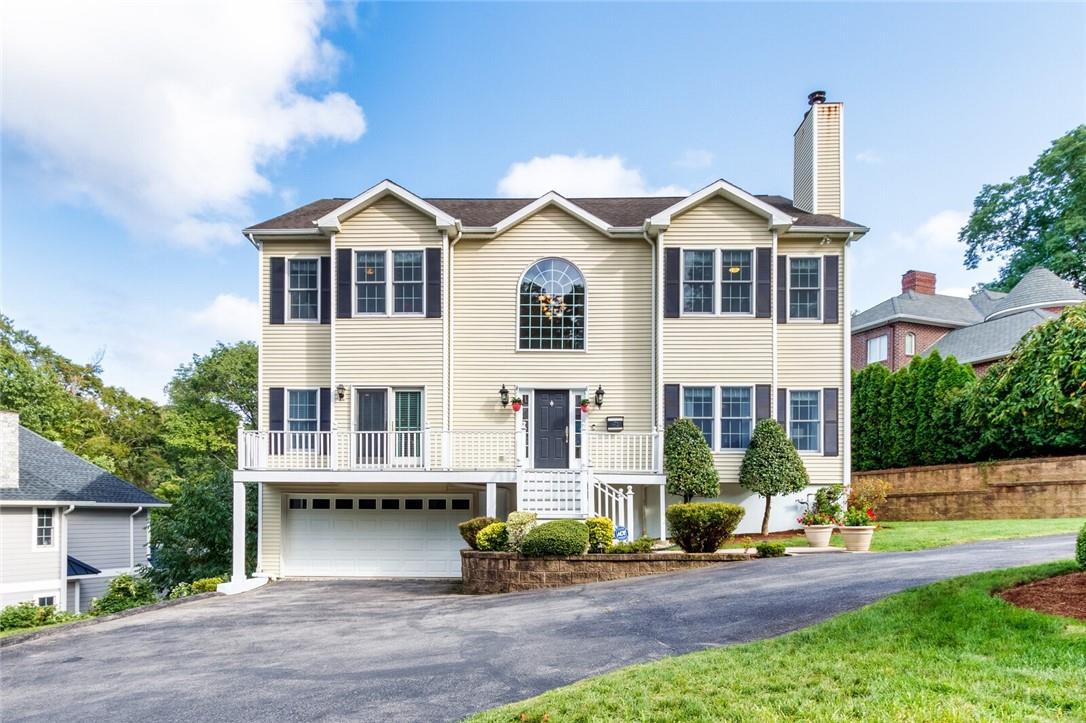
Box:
[856,455,1086,520]
[461,550,748,594]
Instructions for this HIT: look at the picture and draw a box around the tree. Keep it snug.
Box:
[664,419,720,503]
[961,125,1086,291]
[739,419,809,536]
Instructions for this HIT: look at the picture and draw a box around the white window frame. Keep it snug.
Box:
[285,388,320,451]
[391,249,427,317]
[285,256,321,323]
[36,595,55,607]
[681,384,716,450]
[33,507,55,548]
[680,249,717,316]
[352,248,427,318]
[867,334,889,364]
[515,258,589,353]
[349,385,427,461]
[787,389,822,454]
[719,385,755,452]
[904,331,916,356]
[786,256,822,322]
[719,248,756,316]
[354,249,388,316]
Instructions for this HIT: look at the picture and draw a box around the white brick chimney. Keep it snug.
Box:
[793,90,844,216]
[0,411,20,488]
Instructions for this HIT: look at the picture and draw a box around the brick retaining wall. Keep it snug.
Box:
[855,455,1086,520]
[461,550,749,594]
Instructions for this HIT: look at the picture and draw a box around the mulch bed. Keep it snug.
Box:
[999,571,1086,621]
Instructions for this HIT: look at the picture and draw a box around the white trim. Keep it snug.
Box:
[985,300,1083,321]
[315,179,456,232]
[129,506,144,569]
[242,227,325,238]
[842,234,853,490]
[351,247,429,318]
[811,104,819,215]
[718,384,756,452]
[285,387,321,449]
[657,232,665,429]
[515,257,588,353]
[285,256,322,323]
[66,566,140,581]
[0,579,62,595]
[786,225,868,235]
[0,500,168,508]
[866,334,889,364]
[32,506,56,549]
[851,314,965,334]
[786,389,822,455]
[771,230,779,404]
[648,179,793,231]
[60,504,74,611]
[785,255,823,322]
[234,469,517,484]
[678,247,758,317]
[678,384,716,451]
[492,192,612,238]
[441,230,450,435]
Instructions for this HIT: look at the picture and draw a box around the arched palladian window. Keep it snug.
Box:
[518,258,586,350]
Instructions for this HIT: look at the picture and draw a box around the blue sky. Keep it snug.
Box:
[2,1,1084,399]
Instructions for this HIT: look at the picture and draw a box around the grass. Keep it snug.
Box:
[471,562,1086,722]
[0,618,83,638]
[726,517,1086,553]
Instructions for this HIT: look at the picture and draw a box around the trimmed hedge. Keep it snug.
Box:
[476,522,509,552]
[586,517,614,553]
[608,537,655,554]
[755,541,787,558]
[1077,522,1086,569]
[666,502,745,553]
[458,517,498,550]
[521,520,590,557]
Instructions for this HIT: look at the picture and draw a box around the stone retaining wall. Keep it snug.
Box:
[855,455,1086,521]
[461,550,749,594]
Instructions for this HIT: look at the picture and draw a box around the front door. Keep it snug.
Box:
[533,390,569,469]
[356,388,387,465]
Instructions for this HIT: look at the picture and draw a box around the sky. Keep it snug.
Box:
[2,1,1084,400]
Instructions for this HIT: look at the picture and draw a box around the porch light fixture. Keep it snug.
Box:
[336,384,347,401]
[594,385,605,408]
[499,384,510,407]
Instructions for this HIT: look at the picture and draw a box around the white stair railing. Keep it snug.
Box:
[589,479,635,534]
[517,469,584,518]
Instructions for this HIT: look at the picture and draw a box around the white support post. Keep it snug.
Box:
[441,430,451,470]
[236,424,244,469]
[330,431,338,471]
[423,425,432,470]
[658,484,667,541]
[626,485,634,536]
[486,482,497,518]
[231,482,245,583]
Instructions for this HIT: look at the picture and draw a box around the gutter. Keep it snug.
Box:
[129,506,144,570]
[60,505,75,611]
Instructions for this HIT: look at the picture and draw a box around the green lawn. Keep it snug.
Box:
[472,562,1086,722]
[727,517,1086,553]
[0,619,81,638]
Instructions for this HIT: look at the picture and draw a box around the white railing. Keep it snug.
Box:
[590,479,635,532]
[586,431,661,473]
[517,468,586,518]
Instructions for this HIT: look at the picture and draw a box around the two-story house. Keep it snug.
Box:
[223,92,867,589]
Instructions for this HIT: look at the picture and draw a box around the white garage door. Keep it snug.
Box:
[283,495,473,578]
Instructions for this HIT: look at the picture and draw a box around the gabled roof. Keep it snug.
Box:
[648,180,796,231]
[67,555,101,576]
[851,290,985,333]
[313,180,457,233]
[0,427,166,506]
[930,308,1058,364]
[984,267,1084,320]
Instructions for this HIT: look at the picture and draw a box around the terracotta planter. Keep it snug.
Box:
[840,526,875,552]
[511,402,522,412]
[803,524,835,548]
[580,403,590,414]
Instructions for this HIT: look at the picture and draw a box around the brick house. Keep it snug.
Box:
[851,267,1083,373]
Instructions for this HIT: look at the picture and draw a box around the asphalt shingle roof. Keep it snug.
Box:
[930,309,1058,364]
[0,427,165,506]
[852,290,985,331]
[985,267,1084,319]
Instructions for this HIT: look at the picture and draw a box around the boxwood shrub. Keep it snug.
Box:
[1077,521,1086,569]
[585,516,614,553]
[458,516,498,550]
[607,537,655,554]
[521,520,590,557]
[666,502,745,553]
[475,522,509,552]
[755,541,787,558]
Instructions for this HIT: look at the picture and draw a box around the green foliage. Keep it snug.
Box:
[458,517,498,550]
[813,485,845,521]
[961,125,1086,291]
[585,516,614,553]
[475,522,508,552]
[851,363,894,471]
[2,602,54,630]
[89,574,157,616]
[664,419,720,502]
[505,511,537,552]
[167,576,225,600]
[520,520,590,557]
[739,419,809,535]
[754,541,787,558]
[606,537,655,554]
[1077,523,1086,569]
[843,507,878,527]
[848,478,891,513]
[666,502,745,553]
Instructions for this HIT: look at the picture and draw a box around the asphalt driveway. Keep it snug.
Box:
[2,534,1077,722]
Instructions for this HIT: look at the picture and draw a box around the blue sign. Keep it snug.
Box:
[614,526,629,541]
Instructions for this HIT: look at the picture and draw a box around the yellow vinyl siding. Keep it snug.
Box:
[453,205,652,433]
[334,196,444,432]
[815,103,842,216]
[793,110,815,213]
[260,239,331,430]
[260,484,282,577]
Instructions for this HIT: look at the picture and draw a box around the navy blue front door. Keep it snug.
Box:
[533,390,569,469]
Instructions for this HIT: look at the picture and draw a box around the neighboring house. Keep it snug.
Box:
[0,412,167,612]
[226,92,868,587]
[852,267,1084,373]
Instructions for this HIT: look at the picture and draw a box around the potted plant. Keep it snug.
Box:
[797,509,837,547]
[579,398,590,414]
[840,507,877,552]
[509,397,523,412]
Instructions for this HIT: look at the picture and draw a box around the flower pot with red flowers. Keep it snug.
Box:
[797,510,837,548]
[509,397,523,412]
[579,399,590,414]
[840,507,877,552]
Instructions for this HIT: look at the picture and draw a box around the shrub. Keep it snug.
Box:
[89,574,157,616]
[813,485,845,521]
[586,517,614,553]
[848,477,891,513]
[505,511,537,552]
[666,502,745,553]
[755,541,787,558]
[739,420,809,535]
[167,582,194,600]
[458,516,498,550]
[168,576,226,600]
[664,419,720,502]
[1077,522,1086,569]
[475,522,509,552]
[520,520,590,557]
[0,602,51,630]
[607,537,655,554]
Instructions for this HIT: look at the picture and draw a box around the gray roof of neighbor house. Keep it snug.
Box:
[67,555,101,576]
[851,290,985,332]
[985,267,1084,320]
[930,308,1058,364]
[246,194,864,232]
[967,288,1008,318]
[0,427,166,506]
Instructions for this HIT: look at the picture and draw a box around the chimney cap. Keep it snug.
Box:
[808,90,827,106]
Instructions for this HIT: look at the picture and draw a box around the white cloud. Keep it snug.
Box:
[497,154,688,197]
[856,150,884,164]
[888,210,968,253]
[2,0,365,250]
[674,149,714,169]
[188,294,260,341]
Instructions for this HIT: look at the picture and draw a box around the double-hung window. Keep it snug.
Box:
[288,259,319,321]
[393,389,423,459]
[720,386,753,449]
[287,389,318,449]
[393,251,424,314]
[904,332,916,356]
[789,258,821,320]
[720,250,753,314]
[682,250,715,313]
[35,508,53,547]
[355,251,387,314]
[867,335,888,364]
[683,387,714,447]
[789,390,821,452]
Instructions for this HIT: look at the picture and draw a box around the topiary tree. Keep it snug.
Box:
[739,419,809,536]
[1076,521,1086,570]
[664,419,720,503]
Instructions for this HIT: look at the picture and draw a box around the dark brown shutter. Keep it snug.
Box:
[269,388,284,430]
[425,247,441,318]
[336,248,351,318]
[755,248,772,318]
[823,255,839,324]
[664,384,680,428]
[776,255,787,324]
[664,248,680,318]
[777,387,787,424]
[755,384,771,422]
[269,257,285,325]
[319,387,331,455]
[823,387,839,456]
[320,256,331,324]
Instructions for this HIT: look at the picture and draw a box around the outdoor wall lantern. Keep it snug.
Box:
[336,384,347,401]
[499,384,510,407]
[594,385,605,407]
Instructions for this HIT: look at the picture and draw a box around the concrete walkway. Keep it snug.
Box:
[1,534,1076,722]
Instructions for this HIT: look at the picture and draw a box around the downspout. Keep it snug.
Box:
[129,506,143,570]
[643,228,657,434]
[441,229,450,435]
[60,505,75,612]
[771,229,779,398]
[842,231,855,491]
